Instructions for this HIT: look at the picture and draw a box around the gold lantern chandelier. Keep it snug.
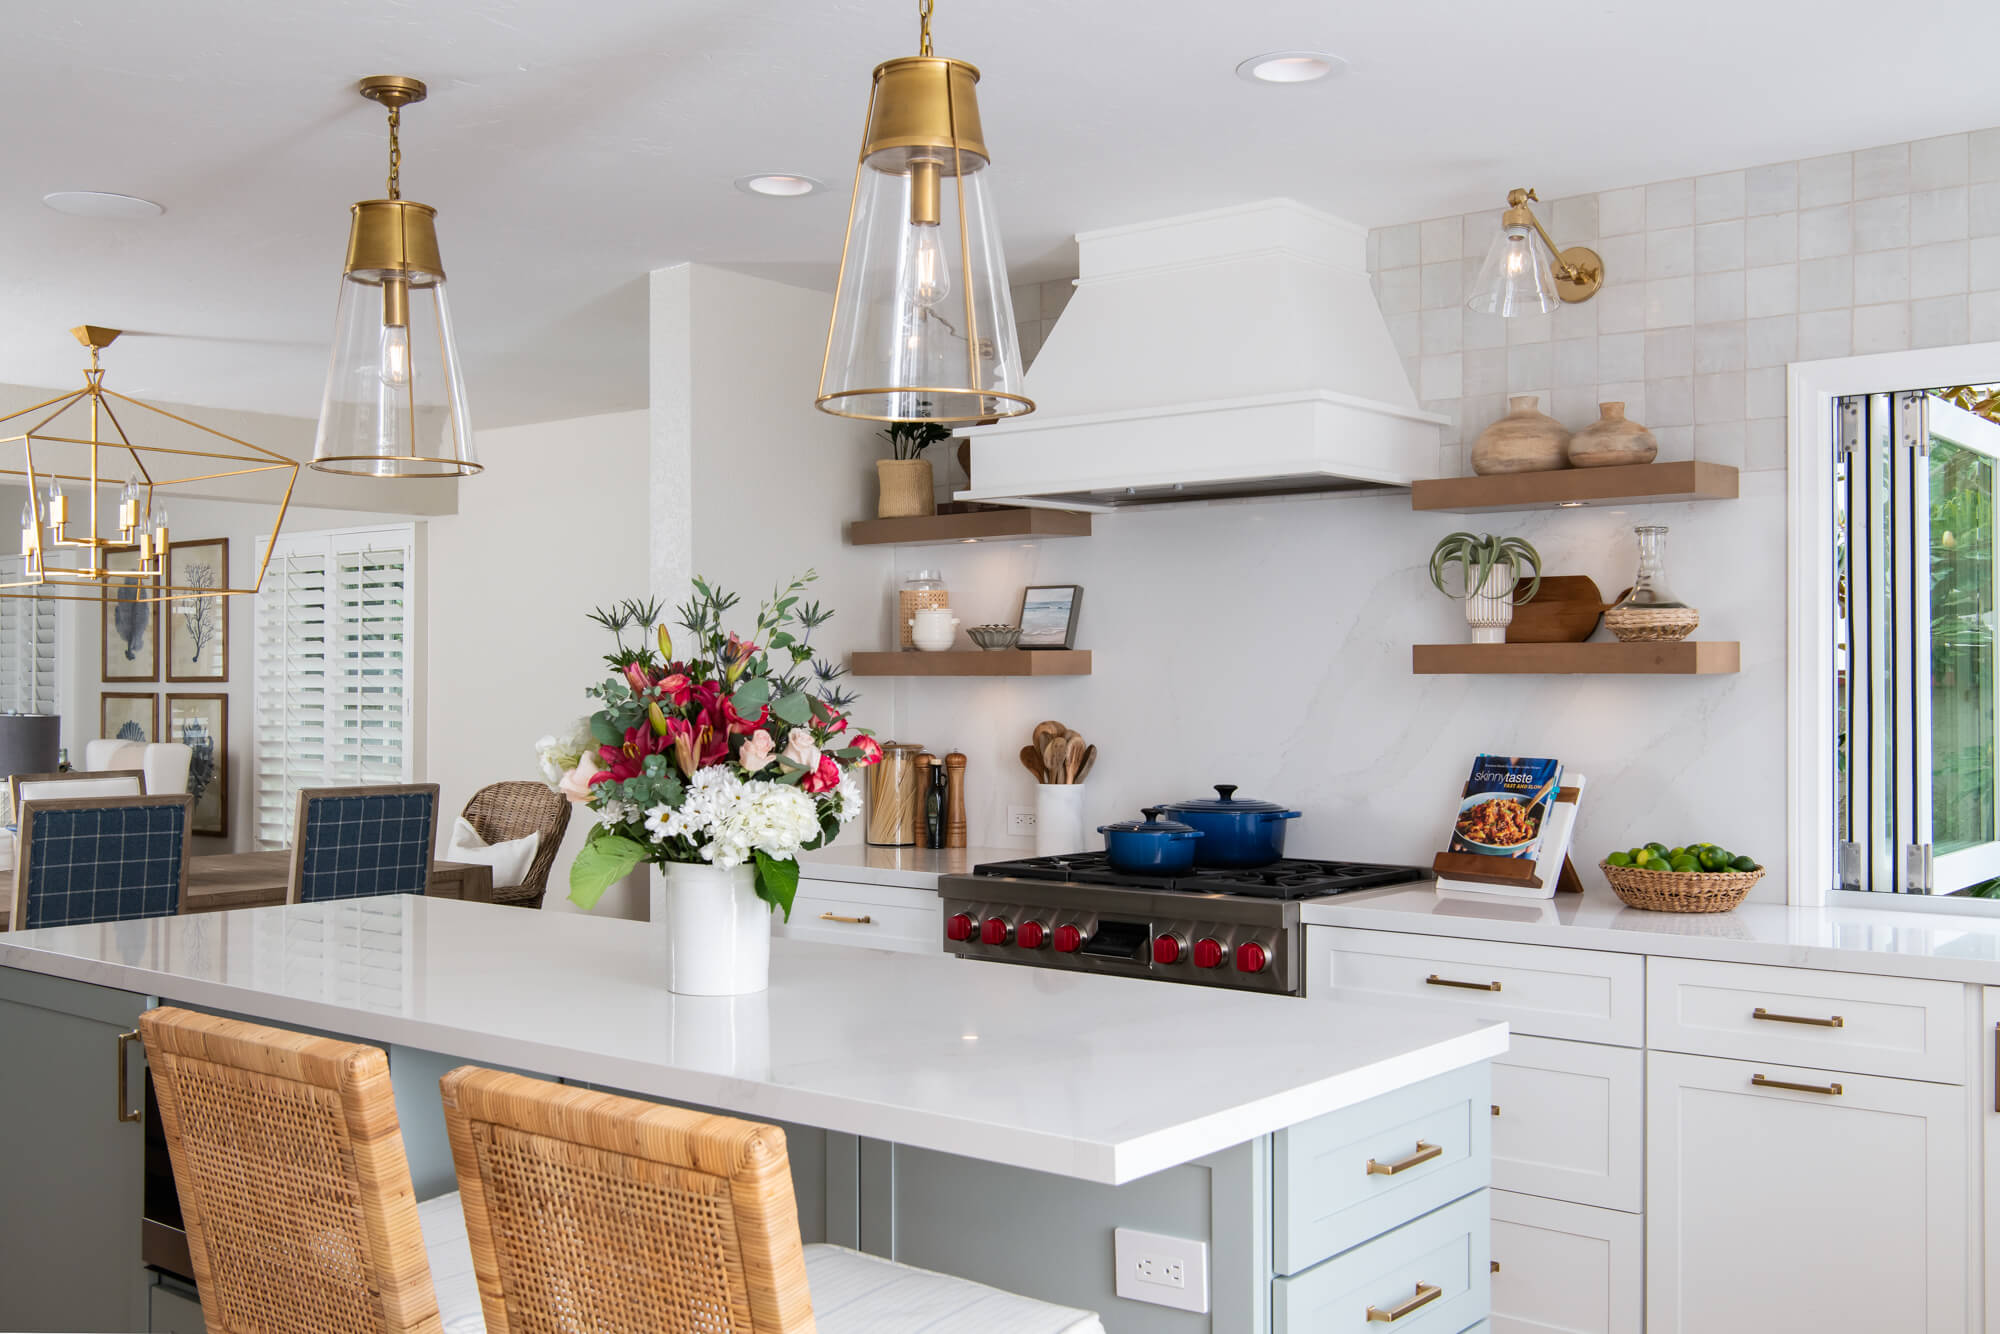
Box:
[816,0,1033,424]
[0,326,299,604]
[310,75,479,478]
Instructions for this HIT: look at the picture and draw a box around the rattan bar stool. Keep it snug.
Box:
[439,1065,1105,1333]
[138,1007,487,1334]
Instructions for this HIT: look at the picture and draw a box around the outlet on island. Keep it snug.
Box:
[1113,1226,1209,1314]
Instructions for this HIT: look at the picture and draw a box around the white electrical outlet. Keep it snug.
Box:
[1113,1227,1209,1314]
[1007,805,1037,836]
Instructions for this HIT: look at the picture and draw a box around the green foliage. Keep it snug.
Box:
[879,421,953,461]
[568,829,648,910]
[1428,532,1543,603]
[753,850,800,920]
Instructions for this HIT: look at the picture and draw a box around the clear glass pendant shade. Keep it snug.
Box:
[312,263,476,477]
[818,60,1031,424]
[1467,222,1560,317]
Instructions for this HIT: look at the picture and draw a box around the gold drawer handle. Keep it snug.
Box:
[1367,1283,1442,1323]
[1753,1006,1844,1028]
[1491,1104,1500,1116]
[1426,973,1501,992]
[1752,1073,1843,1096]
[116,1030,141,1124]
[819,912,873,925]
[1491,1260,1501,1273]
[1366,1140,1443,1176]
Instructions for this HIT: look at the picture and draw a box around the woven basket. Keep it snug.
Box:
[1603,604,1700,641]
[1602,860,1763,912]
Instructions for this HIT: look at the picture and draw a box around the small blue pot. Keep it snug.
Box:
[1160,785,1302,868]
[1098,808,1204,874]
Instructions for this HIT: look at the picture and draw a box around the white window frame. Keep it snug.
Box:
[0,555,59,718]
[1789,341,2000,907]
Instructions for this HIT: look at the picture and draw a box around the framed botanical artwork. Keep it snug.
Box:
[102,546,157,682]
[1017,584,1084,649]
[101,692,158,745]
[166,538,228,682]
[166,692,228,838]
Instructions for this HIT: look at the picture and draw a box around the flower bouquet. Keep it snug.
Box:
[540,571,879,990]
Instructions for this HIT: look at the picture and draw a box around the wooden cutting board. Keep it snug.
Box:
[1507,575,1606,643]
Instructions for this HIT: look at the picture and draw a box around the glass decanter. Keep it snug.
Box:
[1622,525,1689,608]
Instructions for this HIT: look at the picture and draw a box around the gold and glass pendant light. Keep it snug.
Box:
[2,326,299,603]
[1467,188,1605,317]
[817,0,1032,423]
[310,75,478,477]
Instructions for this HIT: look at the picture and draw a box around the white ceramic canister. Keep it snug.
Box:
[909,608,961,652]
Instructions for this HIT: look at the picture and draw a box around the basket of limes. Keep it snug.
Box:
[1601,842,1763,913]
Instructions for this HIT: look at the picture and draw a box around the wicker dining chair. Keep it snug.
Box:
[458,782,571,909]
[138,1007,484,1334]
[439,1066,1104,1334]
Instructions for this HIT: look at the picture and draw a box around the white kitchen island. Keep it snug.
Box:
[0,895,1506,1334]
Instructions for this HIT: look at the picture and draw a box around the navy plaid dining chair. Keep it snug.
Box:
[286,784,440,905]
[9,793,193,931]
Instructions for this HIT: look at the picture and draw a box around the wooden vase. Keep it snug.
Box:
[1470,396,1570,475]
[1567,401,1658,468]
[876,459,936,518]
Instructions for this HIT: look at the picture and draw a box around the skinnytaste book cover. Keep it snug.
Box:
[1449,754,1563,859]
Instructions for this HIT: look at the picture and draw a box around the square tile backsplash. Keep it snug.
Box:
[1368,125,2000,475]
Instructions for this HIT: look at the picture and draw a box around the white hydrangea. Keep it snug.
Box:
[534,717,595,788]
[635,765,838,870]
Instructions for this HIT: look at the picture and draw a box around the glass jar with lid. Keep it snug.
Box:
[898,569,949,650]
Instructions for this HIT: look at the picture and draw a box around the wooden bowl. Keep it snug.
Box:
[1507,576,1606,644]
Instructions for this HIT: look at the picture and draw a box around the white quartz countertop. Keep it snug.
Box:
[1301,884,2000,986]
[0,896,1505,1185]
[796,843,1015,889]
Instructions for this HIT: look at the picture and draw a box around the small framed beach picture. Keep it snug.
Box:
[1017,584,1083,649]
[101,692,157,745]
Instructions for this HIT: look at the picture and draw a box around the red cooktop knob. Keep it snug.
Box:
[1236,941,1270,974]
[1152,934,1184,966]
[1016,920,1047,950]
[980,917,1012,947]
[1192,938,1226,969]
[1052,924,1084,953]
[945,913,974,942]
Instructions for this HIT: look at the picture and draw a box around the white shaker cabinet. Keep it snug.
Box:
[1646,1050,1968,1334]
[1983,987,2000,1326]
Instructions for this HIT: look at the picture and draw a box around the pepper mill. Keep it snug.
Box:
[944,751,968,849]
[912,752,938,848]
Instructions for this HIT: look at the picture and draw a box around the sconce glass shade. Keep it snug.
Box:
[817,57,1032,423]
[1467,221,1561,317]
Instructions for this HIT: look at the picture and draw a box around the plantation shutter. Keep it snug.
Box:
[252,525,415,850]
[0,556,58,716]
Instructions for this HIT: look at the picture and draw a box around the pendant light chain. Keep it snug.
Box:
[918,0,933,56]
[386,105,402,200]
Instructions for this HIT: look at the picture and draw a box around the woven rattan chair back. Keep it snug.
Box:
[440,1066,817,1334]
[140,1006,444,1334]
[459,782,571,908]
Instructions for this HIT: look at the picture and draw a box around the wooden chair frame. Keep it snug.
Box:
[287,783,442,906]
[7,768,146,822]
[9,792,193,931]
[139,1006,444,1334]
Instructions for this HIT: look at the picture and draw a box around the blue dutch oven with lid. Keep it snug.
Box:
[1098,808,1204,874]
[1160,784,1302,867]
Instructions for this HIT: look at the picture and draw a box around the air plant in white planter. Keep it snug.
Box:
[1429,532,1543,643]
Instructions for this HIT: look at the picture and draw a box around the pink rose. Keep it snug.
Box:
[782,730,820,774]
[851,734,883,766]
[556,752,601,803]
[737,729,777,775]
[804,754,842,794]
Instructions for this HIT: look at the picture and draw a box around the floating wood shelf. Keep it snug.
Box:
[1412,641,1740,675]
[846,507,1091,546]
[1410,461,1739,513]
[849,650,1092,677]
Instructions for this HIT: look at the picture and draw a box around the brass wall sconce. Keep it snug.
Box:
[1466,188,1604,317]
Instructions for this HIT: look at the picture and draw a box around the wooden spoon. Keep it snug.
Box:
[1019,745,1047,783]
[1074,744,1097,783]
[1044,735,1070,786]
[1033,720,1066,751]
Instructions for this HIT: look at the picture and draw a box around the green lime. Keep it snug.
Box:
[1699,848,1729,871]
[1671,856,1700,873]
[1646,842,1668,856]
[1606,851,1632,867]
[1730,855,1757,872]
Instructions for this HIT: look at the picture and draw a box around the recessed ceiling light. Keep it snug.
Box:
[1235,51,1348,84]
[41,191,164,219]
[735,174,823,198]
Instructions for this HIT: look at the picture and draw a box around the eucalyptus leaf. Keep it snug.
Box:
[590,715,621,746]
[731,677,771,712]
[771,691,812,726]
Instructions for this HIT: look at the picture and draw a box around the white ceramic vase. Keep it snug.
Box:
[662,861,771,996]
[1464,567,1519,644]
[1035,783,1087,856]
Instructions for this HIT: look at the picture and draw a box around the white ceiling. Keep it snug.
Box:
[2,0,1997,428]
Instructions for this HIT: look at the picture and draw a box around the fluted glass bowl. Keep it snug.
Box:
[967,624,1021,651]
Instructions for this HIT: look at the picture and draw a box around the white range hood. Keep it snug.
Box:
[957,199,1445,511]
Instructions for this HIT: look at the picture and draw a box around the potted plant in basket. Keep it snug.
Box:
[1429,532,1543,643]
[538,571,880,995]
[876,420,953,518]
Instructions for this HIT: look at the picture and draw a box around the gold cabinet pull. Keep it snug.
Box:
[1426,973,1501,992]
[1490,1260,1501,1273]
[1751,1073,1843,1096]
[1491,1104,1501,1116]
[1367,1283,1442,1323]
[1753,1006,1844,1028]
[116,1029,141,1123]
[819,912,873,925]
[1366,1140,1443,1176]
